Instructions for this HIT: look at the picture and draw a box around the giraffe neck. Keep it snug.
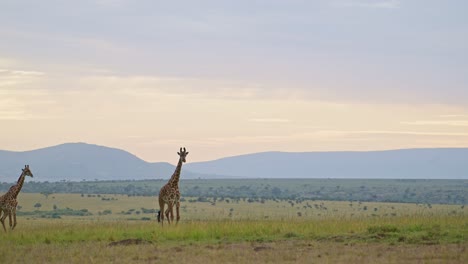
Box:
[11,172,26,198]
[168,157,183,188]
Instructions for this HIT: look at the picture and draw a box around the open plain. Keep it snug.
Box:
[0,192,466,263]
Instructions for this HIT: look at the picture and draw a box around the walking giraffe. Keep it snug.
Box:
[157,147,188,225]
[0,165,33,231]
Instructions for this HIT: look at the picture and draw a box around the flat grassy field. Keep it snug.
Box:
[0,193,466,263]
[15,178,468,204]
[16,193,467,220]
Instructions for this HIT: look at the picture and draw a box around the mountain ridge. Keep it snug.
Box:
[0,143,193,182]
[1,143,467,181]
[185,148,468,179]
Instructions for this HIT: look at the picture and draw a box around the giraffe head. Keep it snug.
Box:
[22,165,33,178]
[177,147,189,163]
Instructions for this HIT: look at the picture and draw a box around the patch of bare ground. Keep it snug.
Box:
[148,241,468,264]
[138,241,467,264]
[2,241,466,263]
[108,238,151,247]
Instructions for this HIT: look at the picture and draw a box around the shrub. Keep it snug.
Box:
[367,225,399,234]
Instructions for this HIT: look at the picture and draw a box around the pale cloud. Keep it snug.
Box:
[77,74,279,100]
[402,120,468,127]
[0,69,44,76]
[317,130,468,137]
[1,63,273,101]
[0,68,46,89]
[438,114,468,118]
[0,68,51,120]
[151,129,468,148]
[0,92,58,120]
[0,107,29,121]
[249,118,290,123]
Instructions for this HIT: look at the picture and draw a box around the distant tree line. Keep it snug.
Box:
[1,178,466,205]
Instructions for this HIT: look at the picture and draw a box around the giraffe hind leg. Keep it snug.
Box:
[0,210,8,232]
[8,211,13,229]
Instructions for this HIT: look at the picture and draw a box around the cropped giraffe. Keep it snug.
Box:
[0,165,33,231]
[158,147,188,225]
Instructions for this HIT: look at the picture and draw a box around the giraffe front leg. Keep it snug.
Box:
[176,201,180,224]
[169,205,175,222]
[165,205,172,224]
[12,208,17,230]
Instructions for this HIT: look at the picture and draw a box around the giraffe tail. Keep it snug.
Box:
[157,210,161,222]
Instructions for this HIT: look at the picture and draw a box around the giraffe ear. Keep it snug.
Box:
[177,152,180,155]
[186,152,189,155]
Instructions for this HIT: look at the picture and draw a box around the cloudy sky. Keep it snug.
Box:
[1,0,468,162]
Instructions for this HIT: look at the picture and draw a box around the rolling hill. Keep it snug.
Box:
[185,149,468,179]
[0,143,192,182]
[1,143,467,182]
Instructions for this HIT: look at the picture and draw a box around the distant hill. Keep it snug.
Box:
[0,143,197,182]
[1,143,467,182]
[185,149,468,179]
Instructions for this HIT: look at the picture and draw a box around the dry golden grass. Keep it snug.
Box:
[17,193,467,221]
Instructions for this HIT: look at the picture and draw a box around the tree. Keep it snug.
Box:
[271,187,282,197]
[41,192,52,199]
[34,203,42,209]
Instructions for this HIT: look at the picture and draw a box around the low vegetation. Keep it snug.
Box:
[1,209,466,263]
[1,215,466,245]
[2,178,467,204]
[0,179,466,262]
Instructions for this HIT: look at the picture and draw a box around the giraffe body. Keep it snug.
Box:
[0,165,33,232]
[158,147,188,225]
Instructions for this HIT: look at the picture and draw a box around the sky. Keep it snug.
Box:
[1,0,468,163]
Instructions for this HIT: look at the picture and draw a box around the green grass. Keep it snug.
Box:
[12,193,468,246]
[1,214,466,246]
[0,193,466,263]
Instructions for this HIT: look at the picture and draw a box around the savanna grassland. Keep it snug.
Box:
[0,179,467,263]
